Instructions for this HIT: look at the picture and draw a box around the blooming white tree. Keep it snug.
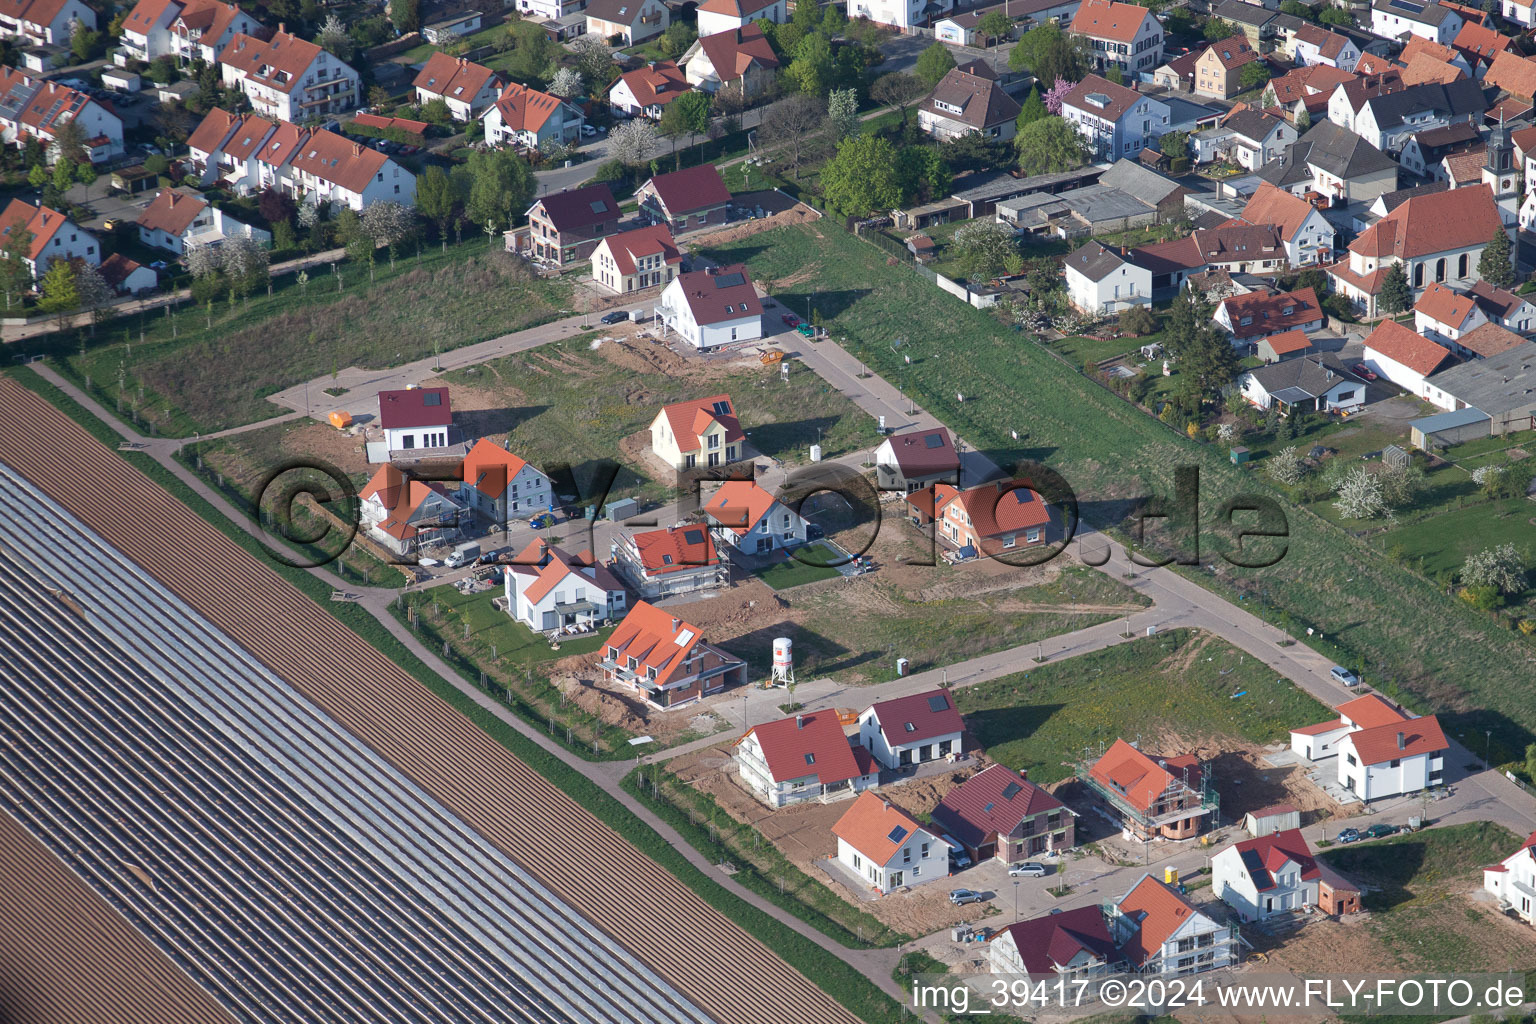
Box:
[608,118,659,167]
[548,67,584,98]
[1462,543,1527,594]
[1332,465,1391,521]
[74,261,115,332]
[185,242,222,279]
[1216,422,1237,443]
[361,201,416,254]
[1473,465,1502,487]
[1266,446,1304,485]
[825,88,859,140]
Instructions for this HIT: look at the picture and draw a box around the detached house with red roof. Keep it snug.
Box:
[919,61,1024,143]
[505,540,626,634]
[118,0,258,66]
[1288,23,1360,71]
[657,263,763,349]
[609,60,692,120]
[358,465,464,555]
[482,80,584,151]
[219,29,359,123]
[1238,183,1334,266]
[0,67,123,162]
[1289,693,1447,801]
[1326,183,1505,316]
[1070,0,1163,75]
[1081,739,1215,840]
[0,0,95,46]
[649,394,745,472]
[905,480,1053,558]
[989,906,1120,979]
[0,198,97,280]
[457,437,551,527]
[1212,828,1325,921]
[413,54,503,122]
[680,24,781,102]
[1214,287,1325,345]
[704,478,807,553]
[874,426,960,493]
[929,764,1074,864]
[585,0,669,45]
[602,601,747,709]
[377,386,457,455]
[614,523,725,599]
[134,187,270,254]
[1483,831,1536,924]
[1413,279,1486,344]
[832,792,944,893]
[857,688,965,770]
[1059,73,1170,160]
[636,164,732,233]
[591,223,681,295]
[1194,36,1261,100]
[736,710,879,807]
[1362,316,1455,404]
[523,183,619,267]
[1108,874,1238,975]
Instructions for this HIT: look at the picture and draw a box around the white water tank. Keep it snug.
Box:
[772,637,793,673]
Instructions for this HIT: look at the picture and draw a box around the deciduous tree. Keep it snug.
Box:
[824,86,859,139]
[950,219,1017,279]
[914,42,955,87]
[608,117,660,169]
[789,31,835,94]
[1013,115,1088,175]
[977,9,1012,45]
[1016,86,1046,130]
[317,13,353,60]
[1333,465,1391,520]
[548,67,585,98]
[0,218,33,310]
[74,261,114,333]
[463,148,536,230]
[757,93,825,180]
[820,134,905,214]
[416,164,459,240]
[870,72,925,127]
[389,0,420,33]
[36,259,78,332]
[1462,543,1527,594]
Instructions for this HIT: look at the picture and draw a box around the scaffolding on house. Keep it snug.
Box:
[1073,739,1221,836]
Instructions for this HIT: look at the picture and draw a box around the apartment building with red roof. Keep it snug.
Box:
[989,906,1120,978]
[857,688,965,770]
[413,53,504,122]
[522,183,619,267]
[603,600,747,709]
[0,67,123,163]
[504,540,626,634]
[929,764,1074,864]
[679,24,780,102]
[648,394,745,472]
[1326,184,1504,316]
[1082,739,1214,840]
[0,198,98,279]
[0,0,94,45]
[357,464,464,554]
[119,0,258,65]
[1215,287,1325,343]
[1108,874,1238,974]
[482,80,584,151]
[832,792,944,893]
[1290,693,1447,802]
[591,223,682,295]
[219,28,359,122]
[904,479,1053,558]
[636,163,732,232]
[736,710,879,807]
[1069,0,1163,76]
[457,437,551,527]
[614,523,724,599]
[609,60,693,120]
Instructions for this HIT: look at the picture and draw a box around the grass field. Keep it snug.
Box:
[56,242,571,436]
[755,543,844,589]
[954,628,1331,784]
[699,221,1536,762]
[438,334,879,504]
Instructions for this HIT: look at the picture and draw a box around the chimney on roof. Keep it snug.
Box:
[353,142,363,155]
[671,616,680,632]
[1019,768,1028,780]
[883,799,891,811]
[278,21,284,32]
[796,714,805,729]
[1397,731,1406,750]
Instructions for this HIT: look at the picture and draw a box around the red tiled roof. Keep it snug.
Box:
[606,600,728,690]
[459,437,530,498]
[642,163,731,217]
[1348,184,1502,262]
[377,386,452,429]
[705,478,779,535]
[1268,65,1353,107]
[1401,35,1461,65]
[135,188,207,236]
[288,129,393,194]
[1062,74,1148,123]
[413,52,500,104]
[1290,717,1345,736]
[1484,50,1536,101]
[1442,146,1487,184]
[508,540,622,605]
[1363,319,1454,377]
[1246,802,1298,820]
[531,183,619,232]
[185,106,244,155]
[614,60,691,110]
[930,480,1051,540]
[1337,693,1409,729]
[1354,53,1396,75]
[221,30,329,96]
[693,24,779,84]
[1230,828,1320,890]
[1115,875,1201,967]
[1070,0,1153,43]
[669,263,762,326]
[1241,184,1320,242]
[696,0,778,15]
[996,906,1116,974]
[659,393,742,454]
[1201,35,1259,72]
[172,0,250,46]
[1089,740,1199,813]
[1414,280,1479,329]
[598,223,681,276]
[832,792,931,866]
[929,764,1064,850]
[489,80,569,133]
[123,0,178,35]
[629,524,717,575]
[882,427,958,477]
[1401,52,1466,86]
[1220,287,1323,340]
[0,198,71,261]
[1453,19,1510,64]
[1347,715,1448,766]
[1455,321,1526,358]
[98,252,148,291]
[865,688,963,746]
[1260,329,1314,356]
[745,710,868,786]
[352,111,428,134]
[1292,22,1352,61]
[360,465,454,539]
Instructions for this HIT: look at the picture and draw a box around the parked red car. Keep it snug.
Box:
[1352,363,1378,381]
[781,313,800,327]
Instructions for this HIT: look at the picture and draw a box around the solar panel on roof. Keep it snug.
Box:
[422,392,441,406]
[927,694,950,712]
[714,272,746,288]
[924,433,944,448]
[711,400,731,415]
[1001,781,1022,800]
[682,528,704,544]
[590,200,608,212]
[1240,847,1270,885]
[887,825,909,843]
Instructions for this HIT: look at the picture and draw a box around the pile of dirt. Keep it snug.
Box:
[1156,730,1349,826]
[278,421,372,480]
[689,202,819,248]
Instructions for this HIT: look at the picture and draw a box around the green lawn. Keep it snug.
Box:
[1375,497,1536,601]
[1051,334,1139,366]
[955,628,1331,785]
[754,542,843,589]
[55,241,571,436]
[438,335,879,504]
[700,221,1536,762]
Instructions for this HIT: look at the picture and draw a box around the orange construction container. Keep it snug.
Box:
[328,410,353,430]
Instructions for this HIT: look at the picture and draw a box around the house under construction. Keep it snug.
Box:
[1077,739,1219,841]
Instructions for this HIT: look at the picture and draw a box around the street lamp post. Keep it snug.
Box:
[1486,729,1493,771]
[1013,879,1019,920]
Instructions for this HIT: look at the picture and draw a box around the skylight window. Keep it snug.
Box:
[904,722,916,732]
[927,694,950,712]
[887,825,909,843]
[804,752,815,765]
[1001,782,1022,800]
